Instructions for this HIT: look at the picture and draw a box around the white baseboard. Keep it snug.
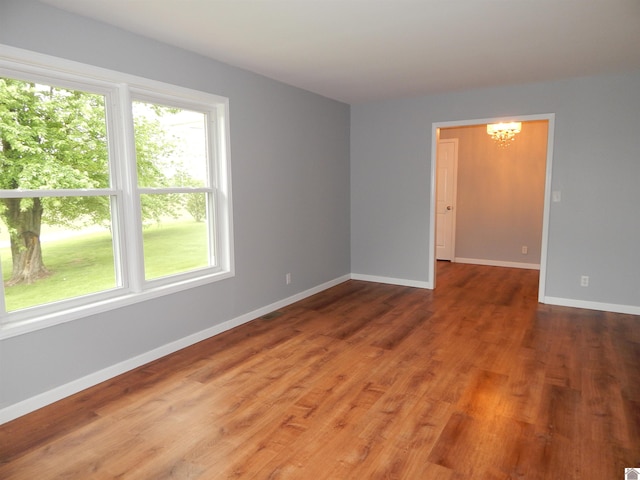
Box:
[543,296,640,316]
[454,257,540,270]
[350,273,432,289]
[0,274,351,425]
[4,271,636,425]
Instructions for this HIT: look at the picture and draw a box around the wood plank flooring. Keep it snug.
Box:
[1,262,639,479]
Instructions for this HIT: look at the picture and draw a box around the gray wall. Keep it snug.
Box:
[351,70,640,308]
[439,121,547,265]
[2,0,639,417]
[0,1,350,409]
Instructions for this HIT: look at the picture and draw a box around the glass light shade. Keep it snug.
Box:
[487,122,522,145]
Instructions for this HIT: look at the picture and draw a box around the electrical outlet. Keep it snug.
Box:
[580,275,589,287]
[521,246,528,255]
[285,273,291,285]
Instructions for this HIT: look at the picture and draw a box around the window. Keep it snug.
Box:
[0,48,233,337]
[131,100,215,280]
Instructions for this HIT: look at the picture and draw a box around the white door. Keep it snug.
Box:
[436,138,458,261]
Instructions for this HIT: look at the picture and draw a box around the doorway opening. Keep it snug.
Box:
[428,114,555,302]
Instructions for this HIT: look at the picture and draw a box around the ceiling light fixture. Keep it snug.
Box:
[486,122,522,146]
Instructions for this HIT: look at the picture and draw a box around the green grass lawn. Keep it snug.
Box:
[1,221,208,312]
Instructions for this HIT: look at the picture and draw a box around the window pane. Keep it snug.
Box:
[132,102,208,188]
[0,196,117,311]
[0,77,110,190]
[140,193,210,280]
[1,54,232,331]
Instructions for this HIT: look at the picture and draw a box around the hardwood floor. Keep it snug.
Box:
[1,262,639,479]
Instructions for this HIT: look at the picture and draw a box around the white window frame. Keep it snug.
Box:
[0,45,234,339]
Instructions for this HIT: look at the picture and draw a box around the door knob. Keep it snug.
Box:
[446,205,452,211]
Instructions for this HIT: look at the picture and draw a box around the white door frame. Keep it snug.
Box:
[428,113,555,302]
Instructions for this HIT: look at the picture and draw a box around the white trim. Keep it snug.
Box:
[428,124,439,287]
[428,113,555,299]
[543,296,640,316]
[0,44,230,105]
[3,271,638,425]
[0,274,351,425]
[0,270,234,340]
[0,45,235,337]
[538,115,555,302]
[351,273,432,289]
[454,257,540,270]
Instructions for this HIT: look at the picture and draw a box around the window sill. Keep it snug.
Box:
[0,269,234,340]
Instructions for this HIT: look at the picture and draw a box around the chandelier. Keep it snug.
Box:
[486,122,522,146]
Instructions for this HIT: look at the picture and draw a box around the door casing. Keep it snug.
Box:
[428,113,555,302]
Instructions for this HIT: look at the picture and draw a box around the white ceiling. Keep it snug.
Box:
[39,0,640,104]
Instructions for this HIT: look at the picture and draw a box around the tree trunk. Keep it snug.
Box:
[2,197,50,286]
